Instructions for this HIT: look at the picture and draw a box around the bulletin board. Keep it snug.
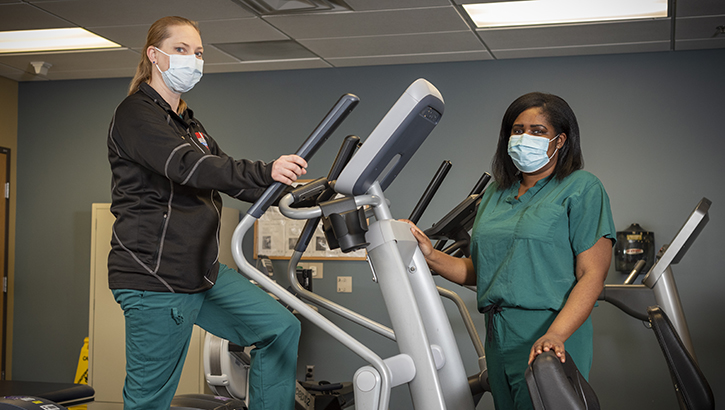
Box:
[253,201,367,261]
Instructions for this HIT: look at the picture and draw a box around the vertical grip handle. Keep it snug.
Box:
[293,135,361,253]
[468,172,491,196]
[247,93,360,218]
[408,160,452,224]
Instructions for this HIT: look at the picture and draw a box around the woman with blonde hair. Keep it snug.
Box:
[107,16,306,410]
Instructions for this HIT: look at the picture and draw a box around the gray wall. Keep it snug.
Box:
[15,48,724,409]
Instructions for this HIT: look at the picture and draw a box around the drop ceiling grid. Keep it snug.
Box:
[262,6,470,39]
[344,0,453,12]
[675,0,725,17]
[25,0,254,27]
[326,50,492,68]
[477,19,673,53]
[491,42,672,60]
[0,2,73,31]
[0,48,139,72]
[299,31,487,59]
[0,0,723,81]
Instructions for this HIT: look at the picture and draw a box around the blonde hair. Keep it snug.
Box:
[128,16,200,113]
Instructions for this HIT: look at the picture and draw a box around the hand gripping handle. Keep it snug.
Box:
[247,93,360,218]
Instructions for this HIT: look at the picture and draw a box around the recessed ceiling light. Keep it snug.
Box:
[0,28,122,54]
[463,0,668,28]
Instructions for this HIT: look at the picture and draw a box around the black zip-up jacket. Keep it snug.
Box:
[107,83,275,293]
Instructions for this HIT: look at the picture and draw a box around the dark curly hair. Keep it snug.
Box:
[491,92,583,190]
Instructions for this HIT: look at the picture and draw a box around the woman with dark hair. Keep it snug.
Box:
[108,16,306,410]
[406,92,615,410]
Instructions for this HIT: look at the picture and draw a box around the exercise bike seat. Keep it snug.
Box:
[648,306,715,410]
[525,351,600,410]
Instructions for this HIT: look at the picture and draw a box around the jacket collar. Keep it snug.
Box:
[138,82,196,123]
[139,82,173,112]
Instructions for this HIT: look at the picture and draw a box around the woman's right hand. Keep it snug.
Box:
[401,219,476,286]
[400,219,434,258]
[271,154,307,185]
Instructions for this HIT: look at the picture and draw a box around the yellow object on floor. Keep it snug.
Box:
[69,337,90,410]
[75,337,88,385]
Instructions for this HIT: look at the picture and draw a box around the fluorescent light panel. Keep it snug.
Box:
[0,28,121,53]
[463,0,668,28]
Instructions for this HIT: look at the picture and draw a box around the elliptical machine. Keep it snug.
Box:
[203,151,493,410]
[525,198,715,410]
[226,78,490,410]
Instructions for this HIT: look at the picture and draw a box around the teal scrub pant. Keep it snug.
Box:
[112,264,301,410]
[484,308,593,410]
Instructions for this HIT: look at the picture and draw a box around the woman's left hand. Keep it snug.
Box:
[529,333,566,365]
[271,154,307,184]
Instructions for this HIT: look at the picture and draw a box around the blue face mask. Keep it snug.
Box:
[154,47,203,94]
[507,133,560,173]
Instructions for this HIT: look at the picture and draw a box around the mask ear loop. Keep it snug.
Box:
[553,133,562,149]
[547,134,562,162]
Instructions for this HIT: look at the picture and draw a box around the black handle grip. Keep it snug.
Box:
[294,218,321,253]
[328,135,361,180]
[247,93,360,218]
[292,135,362,253]
[408,160,452,225]
[469,172,492,196]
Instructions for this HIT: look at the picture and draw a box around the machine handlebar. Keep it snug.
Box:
[623,259,647,285]
[247,93,360,218]
[408,160,452,225]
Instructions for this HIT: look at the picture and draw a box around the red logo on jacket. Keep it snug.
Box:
[195,132,209,149]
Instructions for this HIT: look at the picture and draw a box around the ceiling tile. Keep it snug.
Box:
[492,42,671,60]
[215,40,317,61]
[675,38,725,51]
[198,45,242,64]
[676,0,725,18]
[105,44,239,66]
[345,0,452,11]
[479,20,672,51]
[197,18,289,44]
[33,0,253,27]
[264,6,468,39]
[327,50,491,67]
[85,24,148,49]
[301,31,485,58]
[0,49,139,77]
[1,72,49,82]
[0,3,73,31]
[675,16,725,40]
[85,18,288,52]
[47,67,136,80]
[0,61,30,82]
[450,0,501,3]
[203,59,331,74]
[1,0,723,82]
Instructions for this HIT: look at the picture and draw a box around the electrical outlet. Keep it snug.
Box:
[298,262,323,279]
[337,276,352,293]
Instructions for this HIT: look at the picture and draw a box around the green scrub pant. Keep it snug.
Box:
[112,264,301,410]
[484,308,593,410]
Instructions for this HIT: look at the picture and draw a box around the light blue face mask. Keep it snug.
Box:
[154,47,203,94]
[507,133,560,173]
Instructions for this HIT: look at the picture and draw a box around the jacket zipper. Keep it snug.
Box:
[185,129,207,153]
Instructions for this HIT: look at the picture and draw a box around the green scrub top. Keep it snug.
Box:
[471,170,616,312]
